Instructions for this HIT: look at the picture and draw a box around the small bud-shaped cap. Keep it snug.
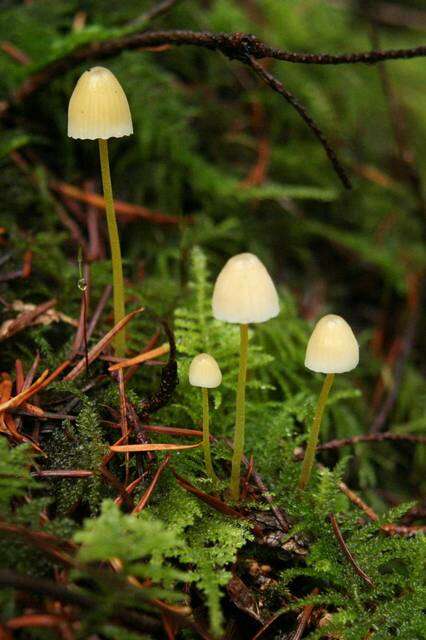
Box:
[68,66,133,140]
[189,353,222,388]
[305,314,359,374]
[212,253,279,324]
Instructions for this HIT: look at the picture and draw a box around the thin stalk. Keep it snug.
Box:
[202,387,217,483]
[298,372,335,490]
[230,323,249,501]
[98,138,126,356]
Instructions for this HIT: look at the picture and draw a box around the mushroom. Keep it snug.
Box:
[298,314,359,490]
[68,66,133,355]
[189,353,222,482]
[212,253,279,500]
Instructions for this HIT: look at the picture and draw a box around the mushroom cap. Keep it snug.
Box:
[305,314,359,374]
[212,253,279,324]
[189,353,222,388]
[68,66,133,140]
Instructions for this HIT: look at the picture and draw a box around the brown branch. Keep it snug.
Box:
[246,55,351,188]
[4,30,424,187]
[329,513,374,587]
[317,432,426,452]
[8,31,426,110]
[338,481,379,522]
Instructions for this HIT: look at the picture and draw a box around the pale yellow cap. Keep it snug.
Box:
[212,253,279,324]
[68,66,133,140]
[189,353,222,388]
[305,314,359,374]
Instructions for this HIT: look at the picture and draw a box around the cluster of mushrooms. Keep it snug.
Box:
[68,67,359,501]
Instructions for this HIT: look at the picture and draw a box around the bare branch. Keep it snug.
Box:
[246,55,351,188]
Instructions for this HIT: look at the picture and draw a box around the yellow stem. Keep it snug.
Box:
[202,387,217,483]
[298,372,335,490]
[230,323,249,501]
[98,138,126,356]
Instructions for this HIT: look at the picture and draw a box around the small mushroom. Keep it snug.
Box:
[298,314,359,490]
[212,253,279,500]
[189,353,222,482]
[68,67,133,355]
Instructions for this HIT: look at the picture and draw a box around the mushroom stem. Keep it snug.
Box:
[98,138,126,356]
[230,323,249,501]
[202,387,217,483]
[298,372,335,490]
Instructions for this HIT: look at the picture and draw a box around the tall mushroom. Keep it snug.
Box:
[189,353,222,482]
[298,314,359,490]
[212,253,279,500]
[68,66,133,355]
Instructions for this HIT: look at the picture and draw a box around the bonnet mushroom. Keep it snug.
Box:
[212,253,279,500]
[189,353,222,482]
[68,66,133,355]
[298,314,359,490]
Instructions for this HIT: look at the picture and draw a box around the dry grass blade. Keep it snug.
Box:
[111,441,203,453]
[64,307,144,381]
[109,342,170,371]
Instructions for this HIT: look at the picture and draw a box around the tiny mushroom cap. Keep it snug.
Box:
[305,314,359,374]
[212,253,279,324]
[189,353,222,389]
[68,66,133,140]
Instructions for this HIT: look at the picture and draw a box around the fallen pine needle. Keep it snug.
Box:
[0,369,49,412]
[109,342,170,371]
[64,307,144,381]
[132,455,171,513]
[329,513,374,587]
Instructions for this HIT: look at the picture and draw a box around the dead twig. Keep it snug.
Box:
[338,481,379,522]
[9,31,426,111]
[317,432,426,452]
[246,55,350,188]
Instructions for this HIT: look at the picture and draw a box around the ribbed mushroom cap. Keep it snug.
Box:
[305,314,359,374]
[189,353,222,388]
[212,253,279,324]
[68,67,133,140]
